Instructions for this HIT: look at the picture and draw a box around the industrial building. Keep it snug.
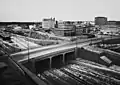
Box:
[95,17,108,25]
[53,21,76,36]
[53,28,75,36]
[42,18,56,29]
[100,25,120,35]
[53,21,94,36]
[108,21,117,25]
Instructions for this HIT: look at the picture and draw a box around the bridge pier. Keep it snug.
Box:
[32,60,36,73]
[22,60,36,74]
[62,53,65,65]
[74,48,78,59]
[49,57,52,69]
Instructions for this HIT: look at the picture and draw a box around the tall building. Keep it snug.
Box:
[42,18,55,29]
[95,17,107,25]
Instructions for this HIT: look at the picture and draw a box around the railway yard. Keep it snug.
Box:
[0,26,120,85]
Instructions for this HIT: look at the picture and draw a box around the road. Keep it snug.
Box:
[10,35,120,63]
[12,42,88,62]
[11,36,114,62]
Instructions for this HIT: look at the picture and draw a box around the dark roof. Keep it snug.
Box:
[95,17,107,19]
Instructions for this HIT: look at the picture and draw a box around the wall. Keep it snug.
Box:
[77,48,110,66]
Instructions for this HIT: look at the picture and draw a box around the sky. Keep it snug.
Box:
[0,0,120,22]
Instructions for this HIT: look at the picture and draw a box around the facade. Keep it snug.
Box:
[58,21,74,29]
[108,21,116,25]
[53,28,75,36]
[107,21,120,26]
[116,21,120,26]
[53,21,94,36]
[95,17,107,25]
[53,21,85,36]
[100,25,120,35]
[42,18,55,29]
[75,27,83,35]
[53,21,76,36]
[82,27,91,34]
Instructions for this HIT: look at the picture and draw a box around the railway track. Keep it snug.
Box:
[41,58,120,85]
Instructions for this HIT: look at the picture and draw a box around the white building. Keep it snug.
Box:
[42,18,55,29]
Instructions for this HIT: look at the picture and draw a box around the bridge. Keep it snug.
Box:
[11,36,119,63]
[7,36,120,85]
[11,37,102,62]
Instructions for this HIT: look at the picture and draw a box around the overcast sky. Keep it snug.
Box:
[0,0,120,22]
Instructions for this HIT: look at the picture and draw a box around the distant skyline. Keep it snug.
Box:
[0,0,120,22]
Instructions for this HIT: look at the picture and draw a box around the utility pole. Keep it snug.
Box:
[75,26,77,59]
[27,39,30,62]
[27,26,32,62]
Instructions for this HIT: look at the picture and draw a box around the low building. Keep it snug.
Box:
[116,21,120,26]
[100,25,120,35]
[53,28,75,36]
[108,21,116,25]
[75,27,83,35]
[58,21,74,29]
[53,21,90,36]
[52,21,75,36]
